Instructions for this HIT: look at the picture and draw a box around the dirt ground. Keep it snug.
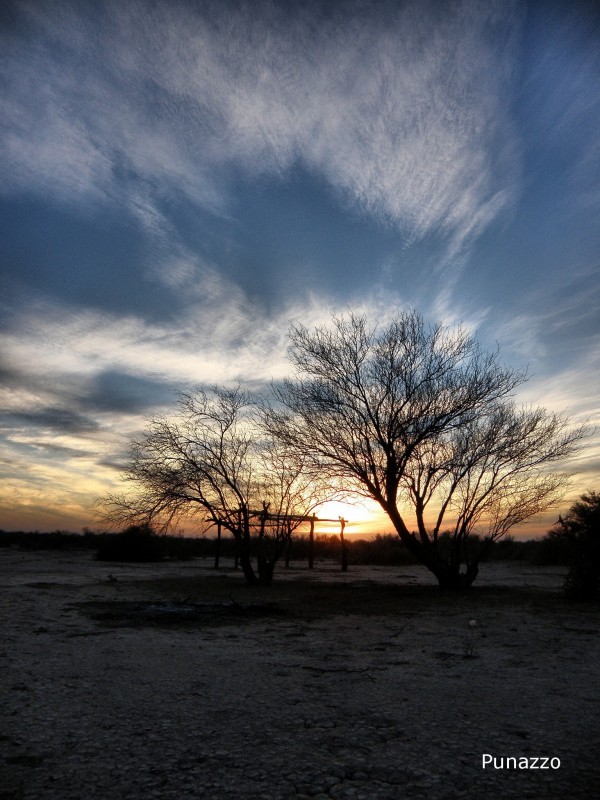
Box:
[2,549,599,799]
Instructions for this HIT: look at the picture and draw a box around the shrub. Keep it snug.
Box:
[546,492,600,601]
[96,525,166,562]
[0,530,97,550]
[534,529,576,566]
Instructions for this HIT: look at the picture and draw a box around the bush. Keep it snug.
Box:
[565,555,599,602]
[347,534,419,565]
[96,525,166,562]
[0,530,97,550]
[281,533,418,566]
[534,529,576,566]
[544,492,600,601]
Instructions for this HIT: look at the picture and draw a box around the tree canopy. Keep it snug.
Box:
[264,309,587,588]
[101,386,328,584]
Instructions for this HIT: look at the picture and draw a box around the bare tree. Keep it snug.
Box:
[100,386,326,585]
[265,310,587,589]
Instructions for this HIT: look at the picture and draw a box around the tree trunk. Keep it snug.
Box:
[388,508,479,590]
[256,557,275,586]
[239,552,258,584]
[416,546,480,590]
[431,560,479,590]
[214,521,221,569]
[340,518,348,572]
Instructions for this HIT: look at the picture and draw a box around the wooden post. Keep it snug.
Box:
[259,502,268,539]
[234,534,239,570]
[340,517,348,572]
[308,514,315,569]
[214,521,221,569]
[234,509,241,570]
[285,525,292,569]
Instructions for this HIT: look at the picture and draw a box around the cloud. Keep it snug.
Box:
[20,441,93,459]
[509,344,600,501]
[0,272,421,507]
[0,0,523,256]
[0,282,409,529]
[524,2,600,212]
[0,271,409,407]
[492,264,600,367]
[1,407,100,434]
[1,278,598,531]
[84,370,177,414]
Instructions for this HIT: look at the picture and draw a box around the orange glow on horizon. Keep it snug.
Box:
[310,499,390,536]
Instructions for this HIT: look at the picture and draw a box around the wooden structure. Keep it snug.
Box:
[208,511,352,571]
[249,510,350,571]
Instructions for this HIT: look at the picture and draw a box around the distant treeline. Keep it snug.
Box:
[0,528,574,566]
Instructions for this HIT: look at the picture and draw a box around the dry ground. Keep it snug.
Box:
[1,549,599,799]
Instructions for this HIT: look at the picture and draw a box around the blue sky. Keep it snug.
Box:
[1,0,599,535]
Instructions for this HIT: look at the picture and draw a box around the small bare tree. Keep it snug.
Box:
[100,386,326,585]
[265,309,587,589]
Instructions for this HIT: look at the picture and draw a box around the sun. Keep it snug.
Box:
[315,500,365,523]
[312,499,385,535]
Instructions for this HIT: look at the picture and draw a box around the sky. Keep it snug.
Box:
[1,0,599,537]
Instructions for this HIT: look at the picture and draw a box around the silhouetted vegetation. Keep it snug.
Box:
[1,527,561,567]
[100,387,329,585]
[0,529,97,550]
[287,533,420,565]
[93,309,586,590]
[533,528,579,566]
[542,492,600,601]
[95,524,167,562]
[265,309,587,590]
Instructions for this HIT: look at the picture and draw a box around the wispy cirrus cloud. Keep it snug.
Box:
[0,269,409,405]
[1,0,523,256]
[524,3,600,213]
[492,264,600,367]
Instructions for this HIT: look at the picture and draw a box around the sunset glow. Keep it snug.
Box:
[310,500,389,536]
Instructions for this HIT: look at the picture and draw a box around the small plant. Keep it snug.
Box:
[463,619,480,659]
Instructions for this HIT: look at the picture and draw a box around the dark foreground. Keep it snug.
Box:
[1,550,599,799]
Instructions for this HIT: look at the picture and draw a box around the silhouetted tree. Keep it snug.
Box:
[550,492,600,601]
[264,309,586,589]
[100,386,326,585]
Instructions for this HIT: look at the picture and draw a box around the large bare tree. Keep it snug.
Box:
[101,386,326,584]
[265,310,587,589]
